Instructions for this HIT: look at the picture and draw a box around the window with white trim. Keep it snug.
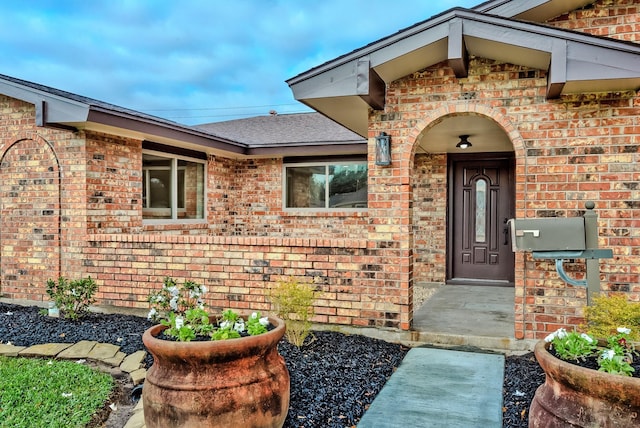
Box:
[142,151,205,221]
[284,161,367,209]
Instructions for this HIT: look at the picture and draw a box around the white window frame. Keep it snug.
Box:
[282,161,368,212]
[142,149,207,224]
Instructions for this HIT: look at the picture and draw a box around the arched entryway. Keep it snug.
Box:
[410,111,520,339]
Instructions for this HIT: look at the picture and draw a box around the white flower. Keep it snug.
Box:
[250,312,258,320]
[544,328,567,343]
[602,349,616,360]
[147,308,157,320]
[580,333,595,344]
[259,317,269,327]
[61,392,73,398]
[169,297,179,311]
[220,320,231,329]
[76,359,86,364]
[201,285,208,293]
[617,327,631,335]
[47,360,53,365]
[167,285,179,296]
[175,316,184,330]
[234,320,245,333]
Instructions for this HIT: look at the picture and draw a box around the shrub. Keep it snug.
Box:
[45,276,97,320]
[583,294,640,342]
[270,277,317,347]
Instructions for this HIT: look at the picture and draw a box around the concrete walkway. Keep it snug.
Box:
[358,347,505,428]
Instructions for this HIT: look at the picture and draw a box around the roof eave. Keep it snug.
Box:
[83,108,247,155]
[246,141,367,157]
[287,9,640,135]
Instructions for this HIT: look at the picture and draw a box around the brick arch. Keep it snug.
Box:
[0,135,62,301]
[406,104,525,159]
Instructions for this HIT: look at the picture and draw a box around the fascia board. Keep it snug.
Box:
[566,42,640,81]
[0,79,89,124]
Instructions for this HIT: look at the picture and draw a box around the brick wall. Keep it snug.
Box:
[208,156,370,238]
[86,132,142,233]
[412,153,447,284]
[85,234,389,327]
[0,98,400,328]
[547,0,639,42]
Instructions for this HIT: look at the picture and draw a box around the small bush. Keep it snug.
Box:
[583,293,640,341]
[45,276,97,320]
[270,277,317,347]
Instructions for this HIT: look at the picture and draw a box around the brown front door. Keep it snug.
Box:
[448,154,515,285]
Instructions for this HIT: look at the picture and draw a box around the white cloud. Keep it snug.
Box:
[0,0,479,124]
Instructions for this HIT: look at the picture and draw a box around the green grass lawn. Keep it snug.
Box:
[0,356,114,428]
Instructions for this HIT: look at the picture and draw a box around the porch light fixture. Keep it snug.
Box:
[456,134,472,149]
[375,132,391,166]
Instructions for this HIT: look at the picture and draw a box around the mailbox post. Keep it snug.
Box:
[509,201,612,305]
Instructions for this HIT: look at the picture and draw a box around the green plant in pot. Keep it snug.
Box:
[529,294,640,427]
[142,277,290,428]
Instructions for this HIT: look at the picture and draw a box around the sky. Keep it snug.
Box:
[0,0,479,125]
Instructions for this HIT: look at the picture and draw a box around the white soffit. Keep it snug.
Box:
[464,36,550,70]
[374,39,448,83]
[417,115,513,154]
[475,0,595,22]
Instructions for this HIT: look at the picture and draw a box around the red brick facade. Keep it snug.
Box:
[0,0,638,340]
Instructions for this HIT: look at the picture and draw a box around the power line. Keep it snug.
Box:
[164,109,311,119]
[143,103,303,112]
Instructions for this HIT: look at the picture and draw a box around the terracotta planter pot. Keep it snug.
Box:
[142,316,290,428]
[529,340,640,427]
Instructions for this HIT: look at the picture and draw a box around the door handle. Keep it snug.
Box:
[503,218,509,245]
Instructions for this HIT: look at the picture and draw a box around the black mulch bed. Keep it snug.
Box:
[9,302,627,428]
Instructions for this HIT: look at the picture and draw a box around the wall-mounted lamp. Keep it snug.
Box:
[456,134,472,149]
[375,132,391,166]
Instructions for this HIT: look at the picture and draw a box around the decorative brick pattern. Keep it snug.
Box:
[0,137,60,300]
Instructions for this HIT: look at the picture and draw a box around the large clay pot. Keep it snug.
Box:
[529,340,640,427]
[142,316,290,428]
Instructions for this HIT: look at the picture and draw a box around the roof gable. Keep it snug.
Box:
[287,7,640,136]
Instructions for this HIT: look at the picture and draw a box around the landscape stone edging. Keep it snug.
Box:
[0,341,147,383]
